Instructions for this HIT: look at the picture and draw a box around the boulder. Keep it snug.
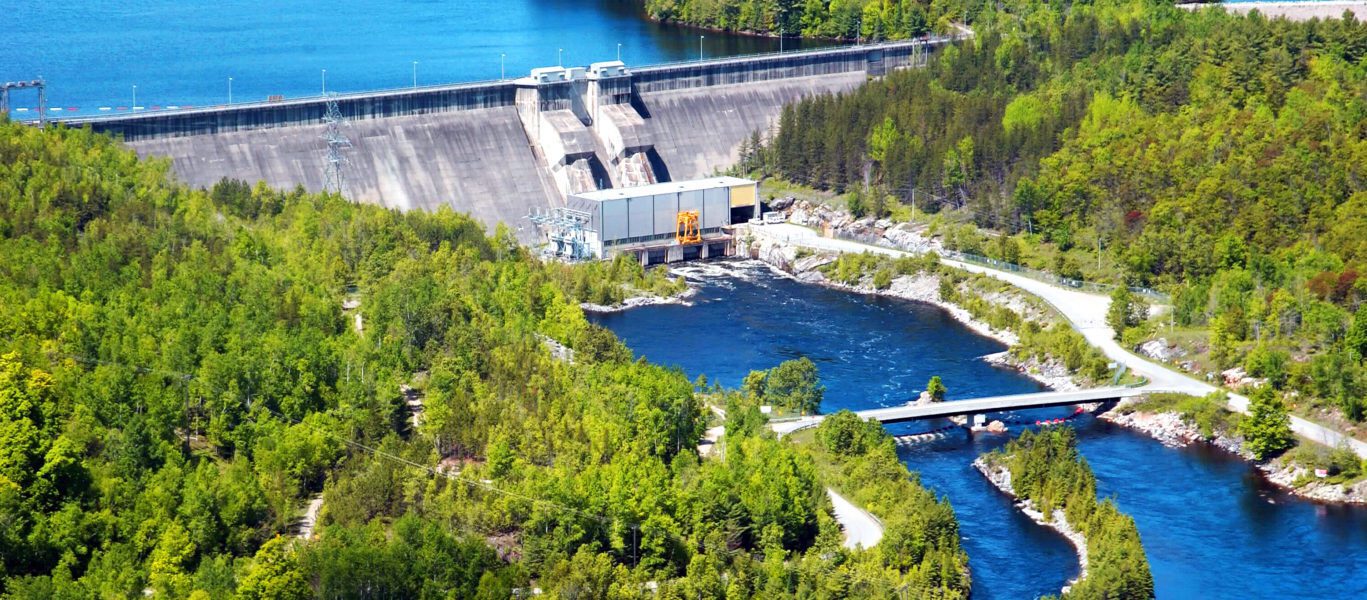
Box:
[987,420,1008,434]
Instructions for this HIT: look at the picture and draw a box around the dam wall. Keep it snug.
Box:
[131,108,562,234]
[66,38,951,241]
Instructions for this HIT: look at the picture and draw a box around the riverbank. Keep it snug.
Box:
[739,223,1081,392]
[973,457,1088,595]
[579,286,696,313]
[1101,398,1367,504]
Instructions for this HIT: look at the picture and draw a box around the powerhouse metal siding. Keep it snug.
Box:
[703,189,729,229]
[679,190,703,217]
[653,194,678,235]
[628,196,654,238]
[602,199,629,241]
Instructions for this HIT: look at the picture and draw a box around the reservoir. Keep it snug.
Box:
[590,260,1367,599]
[1,0,831,116]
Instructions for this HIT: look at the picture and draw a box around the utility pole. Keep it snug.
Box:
[132,84,137,110]
[227,77,233,104]
[558,48,563,67]
[617,43,622,62]
[321,69,327,95]
[500,53,506,81]
[412,61,418,89]
[699,35,705,60]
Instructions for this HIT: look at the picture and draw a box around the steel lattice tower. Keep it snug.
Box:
[321,94,351,195]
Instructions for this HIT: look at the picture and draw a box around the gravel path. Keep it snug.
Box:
[826,488,884,549]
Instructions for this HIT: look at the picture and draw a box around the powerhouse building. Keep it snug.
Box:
[565,177,757,262]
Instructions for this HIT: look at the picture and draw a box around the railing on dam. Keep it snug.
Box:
[56,37,959,141]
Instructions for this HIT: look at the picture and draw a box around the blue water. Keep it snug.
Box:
[591,260,1367,599]
[1,0,829,117]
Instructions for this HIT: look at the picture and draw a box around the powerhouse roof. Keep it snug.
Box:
[572,177,755,202]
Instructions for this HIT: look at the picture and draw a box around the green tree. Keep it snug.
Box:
[1347,303,1367,360]
[1241,386,1296,460]
[765,357,825,415]
[926,375,947,402]
[1106,286,1144,338]
[237,536,309,600]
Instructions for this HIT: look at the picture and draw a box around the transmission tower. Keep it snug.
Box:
[321,94,351,195]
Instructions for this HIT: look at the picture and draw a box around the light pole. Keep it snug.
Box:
[699,35,704,60]
[321,69,327,95]
[132,84,137,110]
[227,77,233,104]
[557,48,563,67]
[500,53,506,81]
[617,43,622,62]
[412,61,418,89]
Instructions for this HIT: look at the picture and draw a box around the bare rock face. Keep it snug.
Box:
[755,239,797,271]
[914,390,935,406]
[792,252,837,274]
[769,196,795,211]
[987,420,1008,433]
[1137,338,1184,361]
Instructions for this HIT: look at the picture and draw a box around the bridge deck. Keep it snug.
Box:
[855,387,1136,423]
[774,387,1147,434]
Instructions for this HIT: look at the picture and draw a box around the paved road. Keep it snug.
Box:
[826,488,884,549]
[772,387,1140,435]
[756,223,1367,457]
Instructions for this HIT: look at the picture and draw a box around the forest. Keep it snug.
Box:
[0,119,975,596]
[746,0,1367,424]
[640,0,938,39]
[981,427,1154,600]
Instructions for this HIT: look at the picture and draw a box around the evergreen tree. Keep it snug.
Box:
[926,375,947,402]
[1241,386,1296,460]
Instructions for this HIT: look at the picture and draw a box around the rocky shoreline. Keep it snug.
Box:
[739,226,1077,392]
[973,458,1089,595]
[1100,401,1367,505]
[579,287,696,313]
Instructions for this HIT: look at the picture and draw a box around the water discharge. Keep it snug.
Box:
[591,260,1367,599]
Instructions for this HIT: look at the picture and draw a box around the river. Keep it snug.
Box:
[589,260,1367,599]
[1,0,831,117]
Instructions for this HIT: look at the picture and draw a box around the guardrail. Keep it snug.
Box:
[939,249,1170,303]
[51,36,962,127]
[825,227,1170,303]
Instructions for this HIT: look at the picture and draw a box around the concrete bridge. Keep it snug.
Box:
[56,39,953,242]
[772,386,1149,435]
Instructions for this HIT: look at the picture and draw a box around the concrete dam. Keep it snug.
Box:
[66,40,947,241]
